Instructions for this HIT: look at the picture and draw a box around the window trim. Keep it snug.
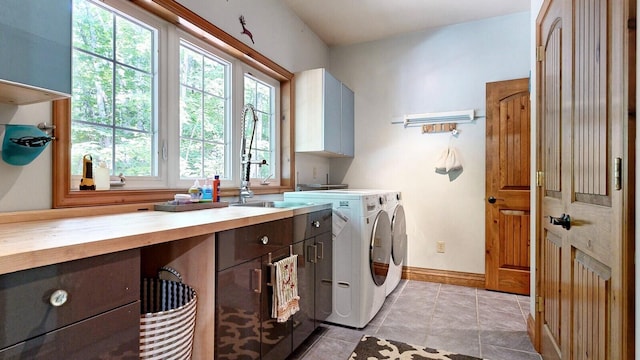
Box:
[53,0,295,208]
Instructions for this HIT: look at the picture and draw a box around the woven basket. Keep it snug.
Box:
[140,267,197,360]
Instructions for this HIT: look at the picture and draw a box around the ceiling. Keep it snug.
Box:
[282,0,531,46]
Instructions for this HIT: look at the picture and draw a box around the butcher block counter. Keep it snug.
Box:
[0,202,334,359]
[0,204,294,276]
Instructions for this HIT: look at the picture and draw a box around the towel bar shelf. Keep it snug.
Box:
[266,244,293,287]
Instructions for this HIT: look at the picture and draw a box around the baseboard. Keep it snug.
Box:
[401,266,485,288]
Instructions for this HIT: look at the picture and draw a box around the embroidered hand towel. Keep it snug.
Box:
[272,254,300,322]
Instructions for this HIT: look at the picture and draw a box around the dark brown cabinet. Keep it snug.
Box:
[215,210,332,359]
[0,249,140,359]
[292,209,332,350]
[215,218,294,360]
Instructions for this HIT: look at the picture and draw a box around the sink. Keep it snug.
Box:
[230,200,332,214]
[231,200,307,208]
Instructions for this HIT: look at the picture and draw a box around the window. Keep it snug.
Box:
[243,73,278,181]
[54,0,294,207]
[71,0,161,188]
[179,40,231,180]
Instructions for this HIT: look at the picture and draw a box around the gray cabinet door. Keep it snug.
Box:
[322,70,342,154]
[0,0,71,95]
[340,83,355,157]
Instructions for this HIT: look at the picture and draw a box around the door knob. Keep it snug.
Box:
[549,214,571,230]
[487,196,504,204]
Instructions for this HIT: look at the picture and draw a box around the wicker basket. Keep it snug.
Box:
[140,267,197,360]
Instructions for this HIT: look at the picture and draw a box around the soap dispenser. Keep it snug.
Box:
[188,179,202,202]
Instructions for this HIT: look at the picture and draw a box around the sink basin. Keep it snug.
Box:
[231,200,307,208]
[230,200,332,214]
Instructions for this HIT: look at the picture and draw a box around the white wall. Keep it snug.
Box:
[0,103,52,211]
[328,12,531,274]
[0,0,329,212]
[177,0,328,73]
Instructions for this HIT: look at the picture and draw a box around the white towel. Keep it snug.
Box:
[435,147,462,173]
[272,254,300,322]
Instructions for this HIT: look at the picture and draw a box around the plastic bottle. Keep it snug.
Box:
[188,179,202,202]
[202,178,213,201]
[213,175,221,202]
[94,161,110,190]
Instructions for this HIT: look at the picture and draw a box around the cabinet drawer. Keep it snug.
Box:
[293,209,332,241]
[0,301,140,360]
[216,218,292,271]
[0,249,140,349]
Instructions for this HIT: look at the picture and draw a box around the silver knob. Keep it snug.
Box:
[260,235,269,245]
[312,220,320,228]
[50,289,68,307]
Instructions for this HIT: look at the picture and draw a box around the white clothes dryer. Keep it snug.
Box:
[384,191,406,296]
[284,190,392,328]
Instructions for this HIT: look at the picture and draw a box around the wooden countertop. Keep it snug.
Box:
[0,206,294,275]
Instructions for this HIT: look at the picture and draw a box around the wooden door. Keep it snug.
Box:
[485,78,531,295]
[536,0,634,359]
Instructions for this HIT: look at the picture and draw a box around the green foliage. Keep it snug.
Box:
[71,0,155,177]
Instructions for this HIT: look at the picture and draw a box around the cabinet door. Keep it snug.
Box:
[0,0,71,95]
[315,231,333,323]
[261,247,293,360]
[323,70,342,154]
[215,258,262,360]
[292,239,315,350]
[340,83,355,157]
[0,302,139,360]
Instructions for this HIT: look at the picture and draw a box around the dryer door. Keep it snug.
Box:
[391,205,407,266]
[369,210,391,286]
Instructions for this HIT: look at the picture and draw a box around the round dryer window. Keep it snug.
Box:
[391,205,407,266]
[370,210,392,286]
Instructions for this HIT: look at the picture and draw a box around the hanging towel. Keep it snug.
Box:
[435,147,463,173]
[272,254,300,322]
[332,209,349,239]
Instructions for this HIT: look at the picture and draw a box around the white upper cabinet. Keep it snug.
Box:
[295,68,354,157]
[0,0,71,105]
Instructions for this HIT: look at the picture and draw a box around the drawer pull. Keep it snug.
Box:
[312,220,320,228]
[259,235,269,245]
[50,289,69,307]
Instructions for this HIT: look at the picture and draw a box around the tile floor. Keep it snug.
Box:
[289,280,542,360]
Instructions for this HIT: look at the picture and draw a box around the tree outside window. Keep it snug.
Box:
[71,0,157,178]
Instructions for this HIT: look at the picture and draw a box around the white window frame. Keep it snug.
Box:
[69,0,282,191]
[239,64,281,187]
[70,0,168,189]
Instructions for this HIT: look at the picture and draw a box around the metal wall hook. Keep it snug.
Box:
[38,122,56,140]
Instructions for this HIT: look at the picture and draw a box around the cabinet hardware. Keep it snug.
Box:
[317,242,324,260]
[312,220,320,228]
[614,157,622,190]
[252,269,262,293]
[49,289,69,307]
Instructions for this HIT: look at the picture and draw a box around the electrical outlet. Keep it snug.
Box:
[436,241,445,253]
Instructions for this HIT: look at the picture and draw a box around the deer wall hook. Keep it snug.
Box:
[239,15,254,44]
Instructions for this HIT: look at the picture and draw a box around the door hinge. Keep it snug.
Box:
[536,46,545,62]
[536,171,544,187]
[536,295,544,313]
[614,157,622,190]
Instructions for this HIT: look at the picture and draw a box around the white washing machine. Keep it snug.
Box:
[283,189,392,328]
[384,191,406,296]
